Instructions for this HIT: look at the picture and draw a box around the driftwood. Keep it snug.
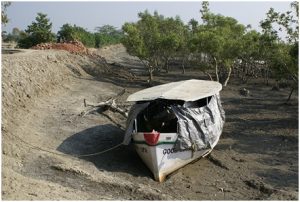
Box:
[80,89,128,118]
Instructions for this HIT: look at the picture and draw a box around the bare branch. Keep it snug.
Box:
[80,89,128,118]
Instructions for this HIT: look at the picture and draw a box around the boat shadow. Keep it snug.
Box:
[57,124,152,179]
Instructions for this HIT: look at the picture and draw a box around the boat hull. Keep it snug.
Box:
[133,132,212,182]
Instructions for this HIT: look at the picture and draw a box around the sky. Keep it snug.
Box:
[2,1,293,36]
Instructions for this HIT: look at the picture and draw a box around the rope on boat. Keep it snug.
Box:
[9,133,123,158]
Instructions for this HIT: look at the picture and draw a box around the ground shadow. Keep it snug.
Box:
[57,124,152,179]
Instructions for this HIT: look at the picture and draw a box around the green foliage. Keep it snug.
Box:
[57,24,123,48]
[122,10,162,79]
[240,30,261,60]
[190,1,246,85]
[9,2,297,90]
[122,22,146,60]
[1,2,11,26]
[18,13,55,48]
[95,25,118,35]
[57,24,95,47]
[94,25,123,47]
[3,27,23,42]
[16,12,124,49]
[57,24,75,42]
[115,2,299,88]
[122,10,189,80]
[260,1,298,83]
[188,18,198,33]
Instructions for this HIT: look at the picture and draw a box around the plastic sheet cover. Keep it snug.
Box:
[123,102,150,145]
[171,94,225,151]
[123,94,225,151]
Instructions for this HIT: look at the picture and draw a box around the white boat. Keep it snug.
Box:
[132,131,212,182]
[124,79,225,182]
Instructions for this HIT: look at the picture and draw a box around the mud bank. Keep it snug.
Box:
[2,47,298,200]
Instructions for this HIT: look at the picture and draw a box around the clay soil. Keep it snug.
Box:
[2,45,298,200]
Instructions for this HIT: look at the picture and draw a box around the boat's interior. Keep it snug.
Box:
[135,96,212,133]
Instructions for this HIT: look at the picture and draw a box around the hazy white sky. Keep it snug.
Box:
[2,1,293,35]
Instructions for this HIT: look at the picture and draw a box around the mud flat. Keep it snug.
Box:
[2,46,298,200]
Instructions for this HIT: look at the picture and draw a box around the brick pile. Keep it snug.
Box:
[32,40,88,54]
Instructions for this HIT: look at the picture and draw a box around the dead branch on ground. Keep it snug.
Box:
[80,89,128,118]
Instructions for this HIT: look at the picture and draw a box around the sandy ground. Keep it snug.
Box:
[2,46,298,200]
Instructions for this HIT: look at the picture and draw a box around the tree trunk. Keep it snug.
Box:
[154,58,159,71]
[203,71,213,81]
[139,58,153,83]
[213,57,219,82]
[181,56,188,74]
[266,67,269,86]
[223,67,232,87]
[148,65,154,83]
[285,87,294,104]
[165,58,169,73]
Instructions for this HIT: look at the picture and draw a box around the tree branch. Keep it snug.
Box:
[80,89,128,118]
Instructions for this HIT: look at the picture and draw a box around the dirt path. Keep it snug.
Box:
[2,47,298,200]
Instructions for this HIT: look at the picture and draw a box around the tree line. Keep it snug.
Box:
[2,1,298,99]
[2,13,123,48]
[122,2,298,89]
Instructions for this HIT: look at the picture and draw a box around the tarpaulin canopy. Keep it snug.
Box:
[170,94,225,150]
[123,80,225,151]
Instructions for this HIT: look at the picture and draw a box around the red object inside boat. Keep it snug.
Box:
[144,130,160,146]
